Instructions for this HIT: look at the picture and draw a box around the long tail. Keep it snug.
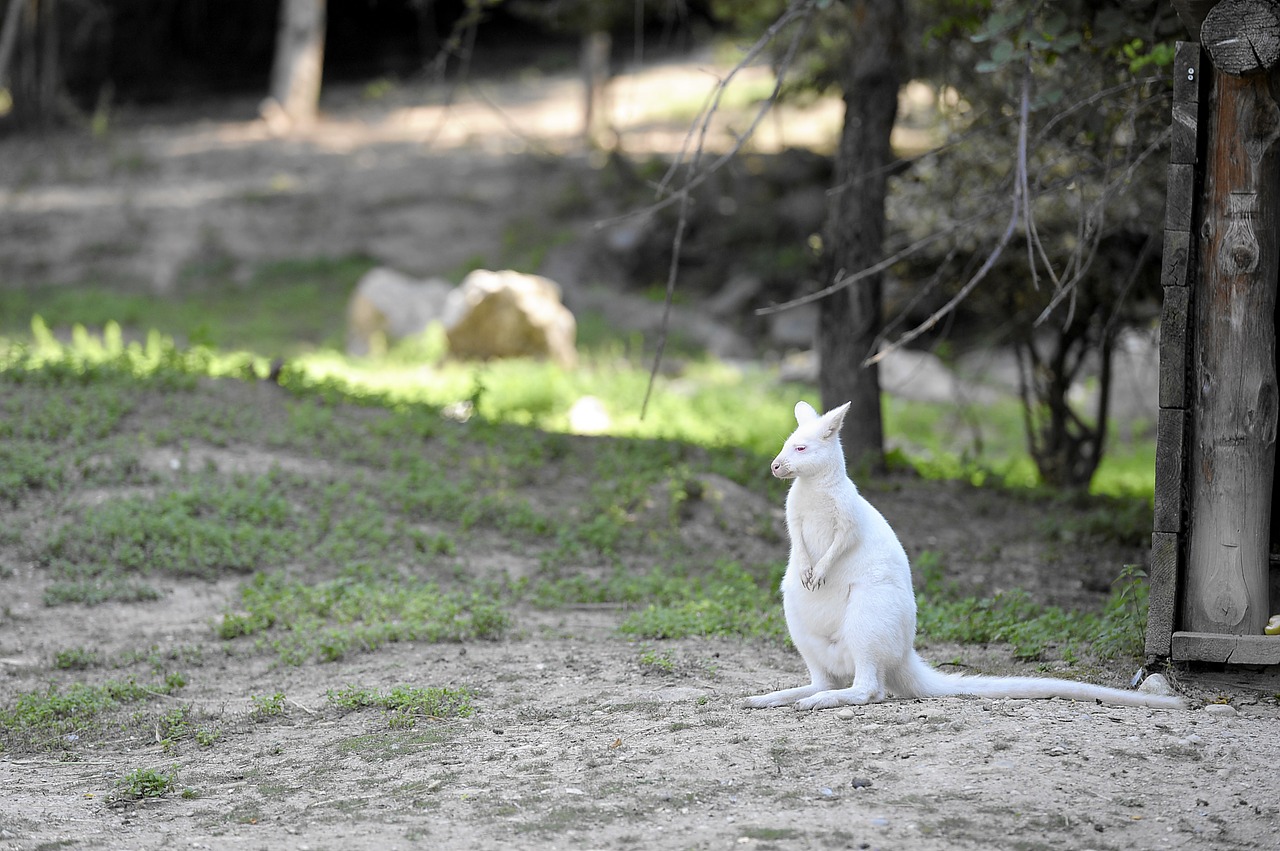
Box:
[888,651,1185,710]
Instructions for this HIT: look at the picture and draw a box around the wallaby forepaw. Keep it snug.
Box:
[800,570,825,592]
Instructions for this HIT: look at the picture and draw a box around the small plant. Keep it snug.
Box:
[250,692,286,721]
[327,684,475,727]
[638,647,676,674]
[53,646,100,670]
[114,765,179,801]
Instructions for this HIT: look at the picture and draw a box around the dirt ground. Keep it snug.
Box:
[2,55,1280,851]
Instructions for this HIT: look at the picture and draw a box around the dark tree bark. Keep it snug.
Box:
[816,0,905,472]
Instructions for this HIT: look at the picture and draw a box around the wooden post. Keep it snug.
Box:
[1184,0,1280,637]
[1149,42,1205,658]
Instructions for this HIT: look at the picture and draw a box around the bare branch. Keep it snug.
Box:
[639,0,817,418]
[598,0,819,232]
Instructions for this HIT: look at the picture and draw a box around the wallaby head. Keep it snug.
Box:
[770,401,851,480]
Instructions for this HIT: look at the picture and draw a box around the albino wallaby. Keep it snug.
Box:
[743,401,1185,711]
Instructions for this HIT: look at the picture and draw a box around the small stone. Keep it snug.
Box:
[851,777,873,789]
[1138,673,1177,697]
[1202,704,1237,717]
[836,708,856,721]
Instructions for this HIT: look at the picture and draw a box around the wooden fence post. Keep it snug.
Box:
[1183,0,1280,637]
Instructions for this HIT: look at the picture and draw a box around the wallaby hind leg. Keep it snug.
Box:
[793,655,885,710]
[743,662,836,709]
[742,683,826,709]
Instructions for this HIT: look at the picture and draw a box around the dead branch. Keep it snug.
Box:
[638,0,817,418]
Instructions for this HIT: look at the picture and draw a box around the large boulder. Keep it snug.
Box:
[346,267,453,356]
[442,270,578,367]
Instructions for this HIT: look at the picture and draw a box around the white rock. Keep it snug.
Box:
[346,266,453,356]
[836,708,857,721]
[1138,673,1177,697]
[1202,703,1237,717]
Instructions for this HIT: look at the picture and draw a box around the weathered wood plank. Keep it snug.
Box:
[1146,531,1181,658]
[1184,68,1280,637]
[1172,631,1280,665]
[1165,163,1196,232]
[1160,229,1192,288]
[1171,42,1203,164]
[1158,286,1191,409]
[1154,410,1188,533]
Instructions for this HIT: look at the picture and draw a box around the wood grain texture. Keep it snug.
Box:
[1173,631,1280,664]
[1146,532,1181,658]
[1184,67,1280,636]
[1165,163,1197,232]
[1159,285,1192,409]
[1203,0,1280,76]
[1154,410,1189,533]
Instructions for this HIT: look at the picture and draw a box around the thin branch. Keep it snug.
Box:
[754,205,999,316]
[1032,126,1169,326]
[597,0,818,232]
[865,200,1021,366]
[864,50,1037,367]
[639,0,816,418]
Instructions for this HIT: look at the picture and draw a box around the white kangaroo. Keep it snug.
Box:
[743,400,1185,711]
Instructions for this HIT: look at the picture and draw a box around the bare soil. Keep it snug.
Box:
[2,58,1279,851]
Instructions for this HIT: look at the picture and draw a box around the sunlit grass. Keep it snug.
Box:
[0,307,1156,499]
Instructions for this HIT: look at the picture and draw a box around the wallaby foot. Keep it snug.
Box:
[741,683,825,709]
[793,685,885,711]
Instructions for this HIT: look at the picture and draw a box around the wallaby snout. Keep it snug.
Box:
[770,456,793,479]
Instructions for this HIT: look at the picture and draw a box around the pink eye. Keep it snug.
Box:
[795,445,807,452]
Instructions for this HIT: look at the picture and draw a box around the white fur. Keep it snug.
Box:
[744,400,1185,712]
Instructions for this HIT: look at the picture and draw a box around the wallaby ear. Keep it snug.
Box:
[819,402,852,440]
[794,401,819,425]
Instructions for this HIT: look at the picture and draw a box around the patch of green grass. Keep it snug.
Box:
[0,257,372,354]
[637,647,677,674]
[250,692,287,721]
[557,561,791,642]
[114,765,179,801]
[52,647,101,671]
[916,562,1150,661]
[328,684,475,727]
[218,569,509,664]
[0,674,186,752]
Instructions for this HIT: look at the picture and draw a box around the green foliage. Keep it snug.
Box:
[52,646,101,670]
[0,675,185,751]
[115,765,179,800]
[327,684,476,725]
[250,692,287,721]
[0,256,372,354]
[218,569,509,665]
[916,558,1150,661]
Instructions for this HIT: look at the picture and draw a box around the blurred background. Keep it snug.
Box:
[0,0,1186,496]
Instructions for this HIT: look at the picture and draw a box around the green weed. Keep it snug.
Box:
[0,675,185,751]
[250,692,286,721]
[218,570,509,664]
[114,765,179,801]
[327,684,475,727]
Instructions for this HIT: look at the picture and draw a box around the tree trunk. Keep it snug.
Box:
[581,30,612,150]
[268,0,325,128]
[1184,61,1280,636]
[816,0,904,472]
